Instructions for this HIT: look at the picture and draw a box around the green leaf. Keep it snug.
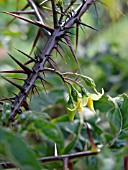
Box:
[1,103,11,123]
[36,121,64,154]
[0,127,41,170]
[107,94,128,139]
[63,133,77,154]
[30,88,65,112]
[51,114,69,123]
[81,75,96,88]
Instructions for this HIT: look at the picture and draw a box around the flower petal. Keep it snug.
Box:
[87,97,95,112]
[90,88,104,101]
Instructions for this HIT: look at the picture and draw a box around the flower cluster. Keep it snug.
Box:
[66,86,104,121]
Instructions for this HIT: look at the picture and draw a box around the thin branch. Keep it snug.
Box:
[0,150,100,169]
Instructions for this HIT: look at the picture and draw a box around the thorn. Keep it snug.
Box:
[34,52,41,62]
[39,75,52,86]
[5,3,29,27]
[76,23,79,50]
[67,31,76,36]
[0,75,24,91]
[54,143,58,156]
[30,86,35,100]
[38,74,47,94]
[51,0,58,28]
[16,48,36,62]
[76,20,99,31]
[47,56,57,65]
[12,77,25,81]
[59,38,67,45]
[36,46,42,54]
[1,97,14,103]
[93,1,100,24]
[8,53,32,75]
[57,42,66,54]
[47,59,57,69]
[24,59,34,65]
[33,85,41,98]
[4,12,53,33]
[29,28,42,55]
[0,70,25,74]
[21,3,30,11]
[54,46,64,59]
[21,100,29,111]
[64,35,81,72]
[10,10,34,15]
[9,90,18,98]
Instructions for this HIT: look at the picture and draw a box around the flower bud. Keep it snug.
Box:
[71,86,80,103]
[66,96,76,121]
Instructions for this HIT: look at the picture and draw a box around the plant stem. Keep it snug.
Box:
[9,0,95,121]
[0,150,100,169]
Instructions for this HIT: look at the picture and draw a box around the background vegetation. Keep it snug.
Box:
[0,0,128,169]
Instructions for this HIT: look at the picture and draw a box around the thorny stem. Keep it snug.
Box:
[0,150,100,169]
[6,0,95,121]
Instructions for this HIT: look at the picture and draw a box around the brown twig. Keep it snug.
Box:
[0,150,100,169]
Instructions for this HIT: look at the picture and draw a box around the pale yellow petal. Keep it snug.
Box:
[90,88,104,101]
[81,96,88,106]
[77,101,83,113]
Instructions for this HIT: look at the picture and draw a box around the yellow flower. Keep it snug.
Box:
[67,86,104,121]
[87,97,94,111]
[77,98,83,113]
[87,88,104,112]
[89,88,104,101]
[81,87,104,113]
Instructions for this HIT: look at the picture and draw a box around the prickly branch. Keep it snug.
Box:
[1,0,97,121]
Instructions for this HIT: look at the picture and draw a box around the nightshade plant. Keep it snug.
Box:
[0,0,99,121]
[0,0,128,170]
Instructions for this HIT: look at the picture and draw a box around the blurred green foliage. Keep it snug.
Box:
[0,0,128,170]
